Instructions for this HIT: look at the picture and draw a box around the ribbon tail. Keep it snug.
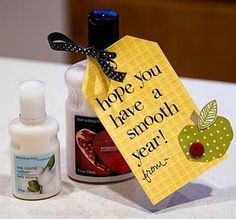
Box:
[48,32,75,44]
[47,32,85,54]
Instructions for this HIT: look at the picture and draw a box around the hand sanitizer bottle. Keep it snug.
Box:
[9,80,61,200]
[65,9,133,183]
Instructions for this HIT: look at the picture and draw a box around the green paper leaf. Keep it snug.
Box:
[45,154,55,170]
[28,180,40,192]
[198,100,217,130]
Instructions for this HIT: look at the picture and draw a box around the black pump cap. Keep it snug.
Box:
[88,9,119,50]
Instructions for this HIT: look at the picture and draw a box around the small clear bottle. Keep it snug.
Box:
[9,80,61,200]
[65,9,133,183]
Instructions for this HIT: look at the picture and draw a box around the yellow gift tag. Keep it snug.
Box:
[82,36,223,205]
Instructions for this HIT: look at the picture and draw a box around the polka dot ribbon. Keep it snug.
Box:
[47,32,126,82]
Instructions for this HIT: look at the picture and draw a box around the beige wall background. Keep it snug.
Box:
[0,0,68,63]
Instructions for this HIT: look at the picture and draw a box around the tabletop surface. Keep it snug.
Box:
[0,57,236,219]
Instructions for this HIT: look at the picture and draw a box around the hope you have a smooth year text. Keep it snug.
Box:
[95,65,181,183]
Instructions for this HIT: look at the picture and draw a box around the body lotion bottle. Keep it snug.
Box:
[65,9,133,183]
[9,80,61,200]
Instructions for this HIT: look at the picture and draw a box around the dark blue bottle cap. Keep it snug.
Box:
[88,9,119,50]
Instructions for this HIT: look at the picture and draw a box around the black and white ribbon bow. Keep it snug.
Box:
[47,32,126,82]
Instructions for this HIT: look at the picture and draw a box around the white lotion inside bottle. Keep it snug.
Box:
[9,80,61,200]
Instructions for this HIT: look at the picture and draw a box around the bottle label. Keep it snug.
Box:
[14,152,58,195]
[75,115,131,177]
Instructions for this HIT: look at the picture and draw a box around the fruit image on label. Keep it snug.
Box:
[93,130,130,174]
[76,129,112,176]
[75,116,131,176]
[178,100,234,162]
